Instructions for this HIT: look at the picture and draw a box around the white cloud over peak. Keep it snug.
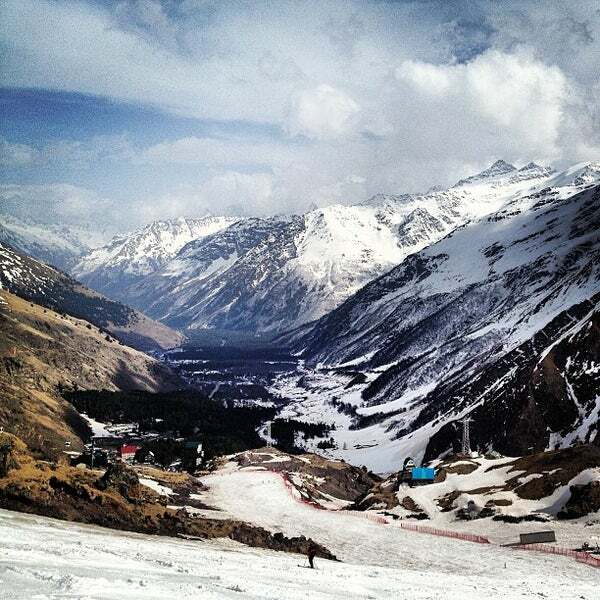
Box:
[1,0,599,226]
[396,49,569,158]
[287,85,360,139]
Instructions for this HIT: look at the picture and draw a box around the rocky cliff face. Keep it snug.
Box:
[422,295,600,460]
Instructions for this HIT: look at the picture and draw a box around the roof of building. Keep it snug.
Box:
[119,444,141,455]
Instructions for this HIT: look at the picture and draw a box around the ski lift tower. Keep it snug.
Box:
[460,417,472,455]
[266,422,272,447]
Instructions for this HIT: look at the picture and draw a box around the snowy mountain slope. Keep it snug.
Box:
[298,164,599,365]
[73,216,237,299]
[273,163,600,469]
[0,242,183,350]
[422,294,600,461]
[5,508,596,600]
[124,216,306,332]
[271,297,599,473]
[0,214,97,270]
[86,160,556,334]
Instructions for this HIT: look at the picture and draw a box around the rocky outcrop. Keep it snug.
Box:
[558,481,600,520]
[424,295,600,460]
[233,447,379,507]
[0,433,25,477]
[96,462,146,503]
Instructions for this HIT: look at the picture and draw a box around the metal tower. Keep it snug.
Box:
[460,417,472,455]
[266,422,272,447]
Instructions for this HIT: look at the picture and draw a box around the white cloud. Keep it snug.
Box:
[396,61,452,97]
[0,173,276,233]
[137,136,291,168]
[287,84,360,139]
[113,171,276,224]
[44,135,135,168]
[1,0,599,225]
[396,49,569,158]
[0,183,114,230]
[0,138,40,167]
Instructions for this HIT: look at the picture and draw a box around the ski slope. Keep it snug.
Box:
[1,502,596,600]
[199,468,596,597]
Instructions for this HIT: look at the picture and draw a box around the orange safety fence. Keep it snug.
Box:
[399,521,490,544]
[514,543,600,568]
[226,468,600,569]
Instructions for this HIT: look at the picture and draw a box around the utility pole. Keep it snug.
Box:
[460,417,472,455]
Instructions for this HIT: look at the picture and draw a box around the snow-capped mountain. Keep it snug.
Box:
[275,162,600,471]
[76,160,556,335]
[0,214,98,270]
[73,216,238,299]
[0,242,183,350]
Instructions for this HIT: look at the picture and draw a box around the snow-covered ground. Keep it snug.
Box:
[81,414,118,438]
[2,499,597,600]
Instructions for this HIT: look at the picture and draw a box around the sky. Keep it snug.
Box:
[0,0,599,234]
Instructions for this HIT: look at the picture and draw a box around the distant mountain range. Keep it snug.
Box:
[1,159,598,470]
[0,214,97,271]
[69,160,556,335]
[72,216,238,300]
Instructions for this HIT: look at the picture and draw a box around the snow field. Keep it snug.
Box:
[1,502,596,600]
[199,469,598,598]
[1,509,427,600]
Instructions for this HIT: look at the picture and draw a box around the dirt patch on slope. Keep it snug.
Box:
[502,445,600,500]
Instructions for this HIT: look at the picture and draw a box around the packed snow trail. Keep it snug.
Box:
[200,469,598,597]
[1,508,597,600]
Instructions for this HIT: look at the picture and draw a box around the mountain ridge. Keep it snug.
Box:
[73,160,557,335]
[0,242,183,351]
[268,162,600,471]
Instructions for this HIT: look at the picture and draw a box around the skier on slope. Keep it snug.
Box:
[307,540,318,569]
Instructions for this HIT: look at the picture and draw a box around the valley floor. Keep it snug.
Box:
[2,468,598,599]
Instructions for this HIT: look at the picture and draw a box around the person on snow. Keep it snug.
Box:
[307,541,318,569]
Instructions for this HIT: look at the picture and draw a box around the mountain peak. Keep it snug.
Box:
[453,159,517,187]
[480,159,517,176]
[519,161,542,171]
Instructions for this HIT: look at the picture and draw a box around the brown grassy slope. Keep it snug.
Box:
[0,290,183,456]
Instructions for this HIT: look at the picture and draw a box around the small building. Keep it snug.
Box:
[398,458,435,487]
[519,531,556,545]
[411,467,436,484]
[118,443,141,463]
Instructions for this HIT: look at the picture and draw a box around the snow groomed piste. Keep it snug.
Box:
[275,467,600,568]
